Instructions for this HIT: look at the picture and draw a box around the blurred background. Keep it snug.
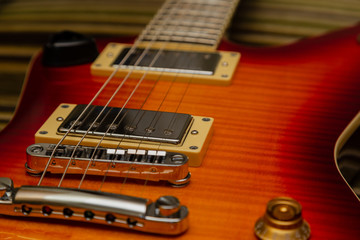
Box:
[0,0,359,131]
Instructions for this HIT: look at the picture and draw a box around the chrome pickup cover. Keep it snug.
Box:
[26,143,190,187]
[0,177,189,235]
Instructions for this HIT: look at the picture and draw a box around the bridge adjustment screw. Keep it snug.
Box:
[155,196,180,217]
[30,145,43,153]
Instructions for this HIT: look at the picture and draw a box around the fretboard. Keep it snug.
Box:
[138,0,240,49]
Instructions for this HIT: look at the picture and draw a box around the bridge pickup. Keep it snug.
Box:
[35,104,213,167]
[26,143,191,187]
[58,104,192,145]
[0,177,188,235]
[91,43,240,85]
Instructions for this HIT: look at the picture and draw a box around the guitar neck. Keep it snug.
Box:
[137,0,240,49]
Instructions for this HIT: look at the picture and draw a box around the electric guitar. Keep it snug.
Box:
[1,0,360,239]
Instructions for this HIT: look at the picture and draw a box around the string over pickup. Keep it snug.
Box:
[26,143,191,187]
[0,177,189,235]
[35,104,214,167]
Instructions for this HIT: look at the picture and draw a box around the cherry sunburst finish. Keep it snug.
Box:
[1,8,360,240]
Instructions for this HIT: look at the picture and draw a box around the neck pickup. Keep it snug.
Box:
[0,177,188,235]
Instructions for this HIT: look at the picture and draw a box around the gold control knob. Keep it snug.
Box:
[254,197,310,240]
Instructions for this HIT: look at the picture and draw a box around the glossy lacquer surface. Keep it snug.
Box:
[1,25,360,239]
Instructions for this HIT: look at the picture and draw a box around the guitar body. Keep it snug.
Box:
[1,25,360,239]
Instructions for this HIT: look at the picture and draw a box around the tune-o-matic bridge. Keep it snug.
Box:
[0,178,188,235]
[26,143,191,186]
[35,104,213,167]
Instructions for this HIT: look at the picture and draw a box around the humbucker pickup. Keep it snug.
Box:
[35,104,213,167]
[0,177,188,235]
[91,43,240,85]
[26,143,191,186]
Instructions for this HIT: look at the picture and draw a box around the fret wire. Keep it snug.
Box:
[160,12,229,21]
[149,25,222,35]
[173,3,230,11]
[151,20,223,30]
[175,0,234,7]
[143,0,240,48]
[145,29,219,41]
[155,14,226,25]
[171,7,229,17]
[142,35,217,45]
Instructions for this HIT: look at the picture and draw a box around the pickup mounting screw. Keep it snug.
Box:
[56,117,64,121]
[39,131,48,135]
[202,118,210,122]
[191,130,198,135]
[189,146,198,150]
[221,74,228,78]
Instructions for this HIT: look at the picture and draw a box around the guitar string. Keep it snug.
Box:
[57,1,178,188]
[80,0,232,190]
[137,8,211,197]
[97,0,198,192]
[136,0,240,195]
[37,0,174,187]
[103,0,239,192]
[56,0,187,188]
[86,0,187,191]
[77,43,170,189]
[39,0,235,188]
[114,0,222,194]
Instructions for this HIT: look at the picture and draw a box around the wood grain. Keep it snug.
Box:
[1,25,360,239]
